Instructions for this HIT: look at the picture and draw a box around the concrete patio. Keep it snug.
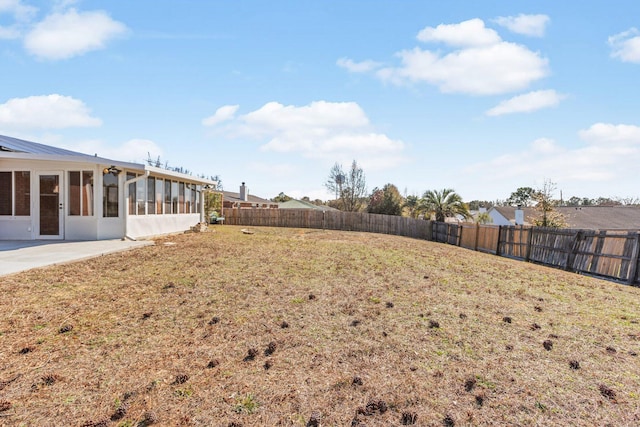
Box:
[0,239,154,276]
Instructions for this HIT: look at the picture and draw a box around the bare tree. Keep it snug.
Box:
[324,160,367,211]
[325,162,345,202]
[532,180,566,228]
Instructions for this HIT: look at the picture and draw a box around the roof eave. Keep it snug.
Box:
[145,165,217,185]
[0,151,145,170]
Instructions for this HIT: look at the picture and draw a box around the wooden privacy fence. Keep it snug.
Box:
[434,223,640,285]
[223,208,431,240]
[222,208,640,285]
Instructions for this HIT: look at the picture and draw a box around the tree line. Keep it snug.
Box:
[324,160,472,222]
[268,160,640,226]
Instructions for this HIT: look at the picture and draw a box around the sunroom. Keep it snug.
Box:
[0,135,216,241]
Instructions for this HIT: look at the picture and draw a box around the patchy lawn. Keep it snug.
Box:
[1,226,639,426]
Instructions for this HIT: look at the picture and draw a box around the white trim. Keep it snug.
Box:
[124,171,150,240]
[144,165,216,186]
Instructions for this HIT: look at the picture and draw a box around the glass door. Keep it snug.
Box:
[38,172,64,239]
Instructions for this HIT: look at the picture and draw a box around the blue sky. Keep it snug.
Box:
[2,1,640,202]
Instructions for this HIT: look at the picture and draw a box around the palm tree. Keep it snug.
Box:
[421,188,471,222]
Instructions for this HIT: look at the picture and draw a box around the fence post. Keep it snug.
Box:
[627,232,640,285]
[457,224,462,247]
[474,223,479,251]
[496,226,502,256]
[525,227,533,262]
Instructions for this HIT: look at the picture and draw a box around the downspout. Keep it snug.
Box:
[199,188,207,223]
[123,170,150,241]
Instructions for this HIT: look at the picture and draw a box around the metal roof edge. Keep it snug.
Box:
[145,165,217,185]
[0,151,145,170]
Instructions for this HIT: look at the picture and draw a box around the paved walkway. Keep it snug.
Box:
[0,239,154,276]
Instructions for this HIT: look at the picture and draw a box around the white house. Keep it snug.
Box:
[486,206,537,226]
[0,135,216,241]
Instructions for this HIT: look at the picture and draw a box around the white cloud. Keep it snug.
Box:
[24,8,128,60]
[204,100,406,168]
[0,0,37,39]
[378,43,548,95]
[466,123,640,189]
[417,18,501,47]
[336,57,382,73]
[486,90,566,116]
[609,28,640,63]
[242,101,369,135]
[52,0,79,11]
[493,14,550,37]
[531,137,560,154]
[0,94,102,130]
[107,138,163,163]
[202,105,239,126]
[578,122,640,145]
[0,25,20,39]
[374,19,549,95]
[0,0,37,22]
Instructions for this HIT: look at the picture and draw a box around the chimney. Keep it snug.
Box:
[515,205,524,225]
[239,182,248,202]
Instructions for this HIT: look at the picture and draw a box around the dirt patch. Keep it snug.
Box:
[264,341,277,356]
[401,411,418,425]
[58,324,73,334]
[599,384,617,401]
[243,348,259,362]
[464,377,476,392]
[0,400,12,412]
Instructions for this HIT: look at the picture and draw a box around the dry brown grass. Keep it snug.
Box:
[1,225,640,426]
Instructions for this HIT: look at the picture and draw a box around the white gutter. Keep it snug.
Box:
[123,170,150,241]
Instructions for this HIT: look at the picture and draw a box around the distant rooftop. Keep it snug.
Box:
[493,205,640,230]
[278,199,338,211]
[221,190,275,205]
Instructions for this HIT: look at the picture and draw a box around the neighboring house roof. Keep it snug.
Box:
[222,190,276,206]
[278,199,338,211]
[490,205,640,230]
[558,206,640,230]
